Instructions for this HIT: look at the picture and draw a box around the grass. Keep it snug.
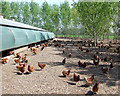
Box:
[56,35,117,39]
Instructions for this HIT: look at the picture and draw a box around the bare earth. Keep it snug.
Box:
[1,38,120,94]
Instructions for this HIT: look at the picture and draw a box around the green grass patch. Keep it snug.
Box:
[55,35,118,39]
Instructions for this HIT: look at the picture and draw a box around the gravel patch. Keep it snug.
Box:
[1,38,120,94]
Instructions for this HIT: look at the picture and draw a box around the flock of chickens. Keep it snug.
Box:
[0,38,120,94]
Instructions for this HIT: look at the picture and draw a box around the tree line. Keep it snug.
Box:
[1,1,119,42]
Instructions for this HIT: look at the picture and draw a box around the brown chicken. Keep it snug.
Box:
[92,82,100,93]
[85,75,94,86]
[45,43,48,47]
[38,62,46,69]
[82,62,87,68]
[32,48,37,54]
[110,62,113,68]
[9,51,14,55]
[36,45,40,48]
[17,64,26,73]
[93,59,100,66]
[78,61,87,68]
[16,53,21,58]
[62,70,71,77]
[14,57,21,64]
[74,73,80,82]
[63,50,65,54]
[41,46,45,51]
[86,49,90,53]
[68,53,72,57]
[28,64,33,72]
[22,56,26,62]
[48,43,52,46]
[1,58,8,64]
[101,67,109,74]
[62,58,66,64]
[78,60,82,67]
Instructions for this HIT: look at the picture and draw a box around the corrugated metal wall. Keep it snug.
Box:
[0,26,55,51]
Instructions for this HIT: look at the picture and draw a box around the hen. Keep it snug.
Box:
[62,70,70,77]
[38,62,46,69]
[93,59,100,66]
[62,58,66,64]
[110,62,113,68]
[101,67,109,74]
[17,64,26,73]
[28,64,33,73]
[16,53,21,58]
[41,46,45,51]
[9,51,14,55]
[92,82,100,93]
[85,75,94,86]
[1,58,8,64]
[73,73,80,82]
[68,53,72,57]
[14,57,21,64]
[78,60,82,67]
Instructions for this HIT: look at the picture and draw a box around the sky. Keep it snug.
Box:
[2,0,79,6]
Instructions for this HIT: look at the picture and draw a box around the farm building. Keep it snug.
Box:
[0,17,55,52]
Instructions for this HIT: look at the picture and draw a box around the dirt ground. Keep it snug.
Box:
[1,38,120,94]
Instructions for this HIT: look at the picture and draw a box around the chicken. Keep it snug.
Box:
[38,62,46,69]
[9,51,14,55]
[93,59,100,66]
[68,53,72,57]
[63,50,65,54]
[82,62,87,68]
[33,48,38,54]
[14,57,21,64]
[109,49,113,53]
[92,82,100,93]
[110,62,113,68]
[73,73,80,82]
[101,67,109,74]
[48,43,52,46]
[28,64,33,72]
[36,45,40,48]
[16,53,21,58]
[45,43,48,47]
[86,49,90,53]
[62,58,66,64]
[78,60,82,67]
[62,70,71,77]
[17,64,26,73]
[80,47,83,51]
[78,61,87,68]
[22,56,26,62]
[25,60,28,64]
[16,63,23,71]
[93,55,98,60]
[42,43,45,47]
[1,58,8,64]
[41,46,45,51]
[85,75,94,86]
[104,56,109,62]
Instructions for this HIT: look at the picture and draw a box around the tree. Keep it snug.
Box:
[60,1,71,35]
[73,2,113,45]
[1,1,11,19]
[22,2,30,24]
[51,4,60,35]
[41,1,53,31]
[30,1,41,27]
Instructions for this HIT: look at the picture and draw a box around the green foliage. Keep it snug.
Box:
[1,1,119,40]
[1,1,11,19]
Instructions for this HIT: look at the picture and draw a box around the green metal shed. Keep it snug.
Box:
[0,18,55,51]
